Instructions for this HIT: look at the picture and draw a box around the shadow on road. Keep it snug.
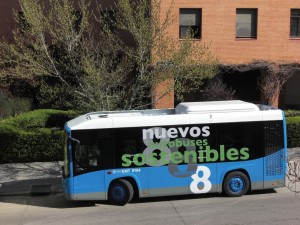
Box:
[0,189,278,208]
[129,189,278,204]
[248,189,277,195]
[0,193,96,209]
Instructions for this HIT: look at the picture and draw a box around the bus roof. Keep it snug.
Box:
[65,100,281,130]
[175,100,259,114]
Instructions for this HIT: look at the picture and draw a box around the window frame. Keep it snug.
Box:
[236,8,258,39]
[290,9,300,38]
[179,8,202,39]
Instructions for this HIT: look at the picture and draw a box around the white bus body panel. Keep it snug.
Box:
[175,100,259,114]
[66,101,284,130]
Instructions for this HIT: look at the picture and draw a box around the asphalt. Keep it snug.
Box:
[0,149,299,197]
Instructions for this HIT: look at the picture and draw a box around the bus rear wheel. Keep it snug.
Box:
[223,171,249,197]
[108,179,134,206]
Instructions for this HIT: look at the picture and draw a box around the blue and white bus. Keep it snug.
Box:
[63,100,287,205]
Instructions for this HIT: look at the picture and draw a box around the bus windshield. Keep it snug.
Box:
[74,143,101,174]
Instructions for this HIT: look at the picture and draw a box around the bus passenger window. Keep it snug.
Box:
[123,139,137,155]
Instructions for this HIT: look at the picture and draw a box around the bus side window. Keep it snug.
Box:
[123,139,137,155]
[216,122,263,160]
[115,128,142,168]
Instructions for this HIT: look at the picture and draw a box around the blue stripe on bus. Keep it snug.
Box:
[64,148,286,196]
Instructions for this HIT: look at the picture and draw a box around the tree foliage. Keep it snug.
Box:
[111,0,218,105]
[0,0,218,111]
[201,77,236,101]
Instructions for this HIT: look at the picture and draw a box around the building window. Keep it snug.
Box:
[290,9,300,37]
[236,8,257,38]
[179,9,201,39]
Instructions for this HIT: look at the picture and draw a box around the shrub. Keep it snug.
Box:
[3,109,77,128]
[201,78,236,101]
[286,116,300,148]
[0,109,78,163]
[0,90,32,119]
[0,128,64,163]
[285,110,300,117]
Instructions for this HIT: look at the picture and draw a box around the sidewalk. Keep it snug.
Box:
[286,148,300,193]
[0,161,63,196]
[0,149,299,197]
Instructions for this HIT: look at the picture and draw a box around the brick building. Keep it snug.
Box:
[1,0,300,109]
[155,0,300,109]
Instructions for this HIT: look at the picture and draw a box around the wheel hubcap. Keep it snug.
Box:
[229,177,244,193]
[112,186,124,200]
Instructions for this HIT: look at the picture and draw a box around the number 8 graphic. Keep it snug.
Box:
[168,138,197,178]
[190,166,212,193]
[143,127,171,166]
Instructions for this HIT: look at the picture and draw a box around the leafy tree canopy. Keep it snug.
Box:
[0,0,218,111]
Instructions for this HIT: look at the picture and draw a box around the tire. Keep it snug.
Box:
[108,179,134,206]
[223,171,250,197]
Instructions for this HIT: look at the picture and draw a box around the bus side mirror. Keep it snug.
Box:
[62,166,65,178]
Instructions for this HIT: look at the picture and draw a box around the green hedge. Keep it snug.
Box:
[285,110,300,117]
[1,109,299,163]
[286,116,300,148]
[3,109,78,128]
[0,109,78,163]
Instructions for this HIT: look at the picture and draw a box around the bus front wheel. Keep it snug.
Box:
[223,171,249,197]
[108,179,134,206]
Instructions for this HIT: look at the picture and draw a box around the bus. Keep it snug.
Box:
[62,100,287,205]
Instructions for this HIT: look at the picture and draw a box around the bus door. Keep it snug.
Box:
[114,128,149,197]
[72,129,114,200]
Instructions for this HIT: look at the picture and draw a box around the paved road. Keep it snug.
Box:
[0,149,299,225]
[0,187,299,225]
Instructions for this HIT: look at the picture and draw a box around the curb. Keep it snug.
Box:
[0,177,62,196]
